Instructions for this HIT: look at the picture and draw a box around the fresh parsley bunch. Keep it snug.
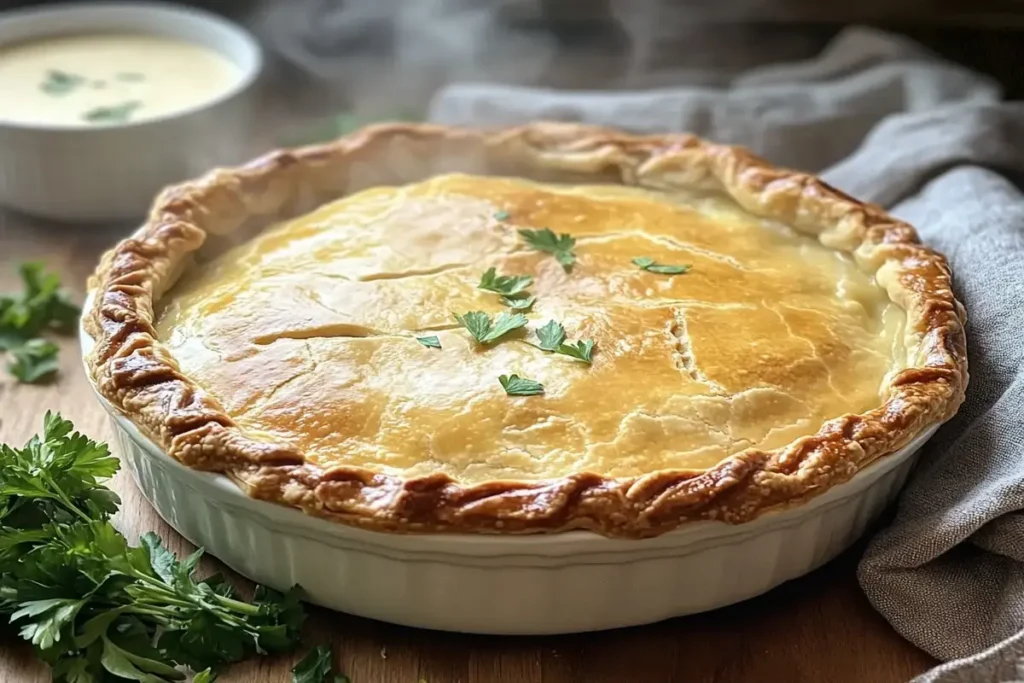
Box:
[0,413,306,682]
[0,262,80,383]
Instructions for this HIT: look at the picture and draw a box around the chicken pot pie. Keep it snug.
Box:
[85,123,967,537]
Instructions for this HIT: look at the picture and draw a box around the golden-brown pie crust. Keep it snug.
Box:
[84,123,968,538]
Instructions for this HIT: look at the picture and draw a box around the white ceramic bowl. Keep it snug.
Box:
[0,2,262,222]
[80,306,938,635]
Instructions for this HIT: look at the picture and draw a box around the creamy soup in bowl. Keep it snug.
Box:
[0,33,243,127]
[0,2,262,221]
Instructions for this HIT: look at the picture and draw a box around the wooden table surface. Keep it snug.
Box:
[0,212,937,683]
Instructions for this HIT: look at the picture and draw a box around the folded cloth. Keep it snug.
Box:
[840,107,1024,683]
[428,27,1024,683]
[429,26,999,172]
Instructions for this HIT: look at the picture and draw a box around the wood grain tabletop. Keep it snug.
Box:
[0,212,937,683]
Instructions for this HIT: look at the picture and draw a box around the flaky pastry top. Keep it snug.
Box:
[85,123,967,537]
[156,174,905,484]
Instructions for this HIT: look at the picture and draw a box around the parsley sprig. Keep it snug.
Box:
[632,256,691,275]
[478,268,535,311]
[291,645,350,683]
[535,320,567,352]
[518,228,576,270]
[416,336,441,349]
[554,339,596,363]
[499,374,544,396]
[501,295,536,311]
[534,320,596,364]
[478,268,532,297]
[8,339,60,383]
[1,262,80,384]
[0,414,307,683]
[454,311,528,345]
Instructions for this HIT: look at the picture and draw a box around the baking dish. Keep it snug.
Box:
[80,304,938,634]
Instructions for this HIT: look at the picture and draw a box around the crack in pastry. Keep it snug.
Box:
[357,262,470,282]
[669,307,720,391]
[578,232,750,270]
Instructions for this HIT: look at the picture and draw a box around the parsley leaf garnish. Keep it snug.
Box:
[1,262,79,383]
[632,257,691,275]
[292,644,351,683]
[536,320,566,351]
[416,335,441,349]
[534,320,596,364]
[501,295,535,311]
[499,374,545,396]
[518,228,577,270]
[0,414,307,682]
[478,268,535,310]
[454,311,528,345]
[292,645,332,683]
[556,339,595,363]
[82,100,142,124]
[7,338,59,384]
[478,268,533,297]
[40,69,85,96]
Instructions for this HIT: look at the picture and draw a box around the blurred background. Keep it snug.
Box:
[4,0,1021,134]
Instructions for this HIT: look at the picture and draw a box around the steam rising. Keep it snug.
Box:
[252,0,826,121]
[253,0,561,116]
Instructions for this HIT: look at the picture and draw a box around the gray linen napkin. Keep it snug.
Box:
[428,26,999,172]
[428,27,1024,683]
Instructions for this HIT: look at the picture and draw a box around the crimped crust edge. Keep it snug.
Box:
[84,123,968,538]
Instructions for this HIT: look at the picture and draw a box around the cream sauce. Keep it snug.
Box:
[0,33,241,126]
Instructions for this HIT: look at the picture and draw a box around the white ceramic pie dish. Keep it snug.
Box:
[80,301,939,635]
[0,2,262,222]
